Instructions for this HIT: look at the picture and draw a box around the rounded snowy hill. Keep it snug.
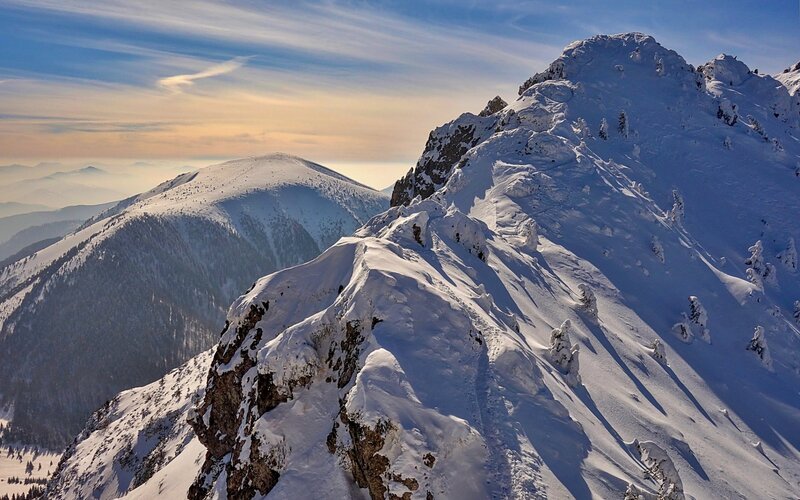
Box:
[0,153,387,448]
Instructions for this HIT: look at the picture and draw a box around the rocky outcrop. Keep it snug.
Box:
[479,95,508,117]
[390,110,501,206]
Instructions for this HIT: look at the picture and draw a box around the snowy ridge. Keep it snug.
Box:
[0,154,387,448]
[52,34,800,499]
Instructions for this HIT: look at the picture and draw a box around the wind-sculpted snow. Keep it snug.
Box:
[0,154,387,448]
[55,33,800,498]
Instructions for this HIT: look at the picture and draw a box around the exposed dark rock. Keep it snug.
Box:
[479,96,508,117]
[390,114,499,207]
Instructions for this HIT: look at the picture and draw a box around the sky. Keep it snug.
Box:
[0,0,798,190]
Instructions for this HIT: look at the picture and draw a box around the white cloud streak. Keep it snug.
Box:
[158,56,250,92]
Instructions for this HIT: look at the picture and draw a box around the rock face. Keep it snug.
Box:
[0,154,387,448]
[51,33,800,499]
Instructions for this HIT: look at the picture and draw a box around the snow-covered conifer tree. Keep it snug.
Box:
[651,236,665,263]
[574,117,589,139]
[746,326,772,370]
[667,190,684,225]
[723,136,732,150]
[521,219,540,252]
[688,296,711,342]
[745,240,765,275]
[717,99,738,126]
[577,284,598,320]
[745,240,777,286]
[793,300,800,325]
[623,483,643,500]
[599,118,609,140]
[618,111,629,138]
[655,57,665,76]
[649,339,667,364]
[748,116,768,141]
[548,320,581,386]
[777,237,797,271]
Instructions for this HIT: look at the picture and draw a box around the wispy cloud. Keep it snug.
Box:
[158,56,250,92]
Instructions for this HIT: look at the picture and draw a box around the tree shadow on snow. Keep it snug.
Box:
[583,320,667,415]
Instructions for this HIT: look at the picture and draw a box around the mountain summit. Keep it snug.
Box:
[0,153,387,447]
[51,34,800,499]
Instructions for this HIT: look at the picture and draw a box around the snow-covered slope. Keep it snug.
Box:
[776,61,800,95]
[46,351,213,500]
[52,34,800,499]
[0,154,387,449]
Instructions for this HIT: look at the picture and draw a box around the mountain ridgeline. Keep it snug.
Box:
[0,154,387,448]
[51,34,800,499]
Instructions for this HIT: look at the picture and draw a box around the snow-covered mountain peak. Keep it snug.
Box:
[699,53,753,86]
[518,32,695,96]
